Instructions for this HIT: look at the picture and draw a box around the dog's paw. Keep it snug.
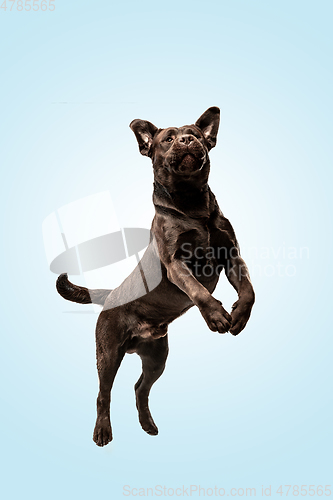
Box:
[141,420,159,436]
[93,418,113,447]
[201,299,232,333]
[229,299,253,336]
[138,408,159,436]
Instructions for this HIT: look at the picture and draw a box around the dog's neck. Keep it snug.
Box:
[153,179,216,219]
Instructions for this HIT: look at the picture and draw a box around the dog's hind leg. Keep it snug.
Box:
[135,335,169,436]
[93,311,127,447]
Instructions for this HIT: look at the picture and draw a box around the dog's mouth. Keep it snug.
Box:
[169,152,205,175]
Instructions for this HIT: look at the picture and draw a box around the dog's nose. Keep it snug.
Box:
[179,134,194,146]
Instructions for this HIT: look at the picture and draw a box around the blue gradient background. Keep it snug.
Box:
[0,1,332,498]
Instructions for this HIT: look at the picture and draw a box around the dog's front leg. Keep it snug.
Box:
[225,252,255,336]
[167,259,232,333]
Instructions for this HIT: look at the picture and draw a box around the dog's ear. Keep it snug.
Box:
[129,119,158,157]
[195,107,220,150]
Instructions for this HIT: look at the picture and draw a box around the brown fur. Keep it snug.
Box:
[56,107,255,446]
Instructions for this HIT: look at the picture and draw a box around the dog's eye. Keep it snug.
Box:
[165,137,173,143]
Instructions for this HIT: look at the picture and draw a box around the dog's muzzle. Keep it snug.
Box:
[167,138,206,175]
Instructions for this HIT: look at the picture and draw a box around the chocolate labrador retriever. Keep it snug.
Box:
[56,107,255,446]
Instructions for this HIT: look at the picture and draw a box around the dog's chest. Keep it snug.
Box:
[195,224,212,260]
[178,220,217,268]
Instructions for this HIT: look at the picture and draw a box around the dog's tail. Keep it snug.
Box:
[56,273,112,305]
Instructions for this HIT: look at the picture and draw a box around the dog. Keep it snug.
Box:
[56,107,255,446]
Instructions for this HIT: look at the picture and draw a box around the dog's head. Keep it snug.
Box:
[130,107,220,187]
